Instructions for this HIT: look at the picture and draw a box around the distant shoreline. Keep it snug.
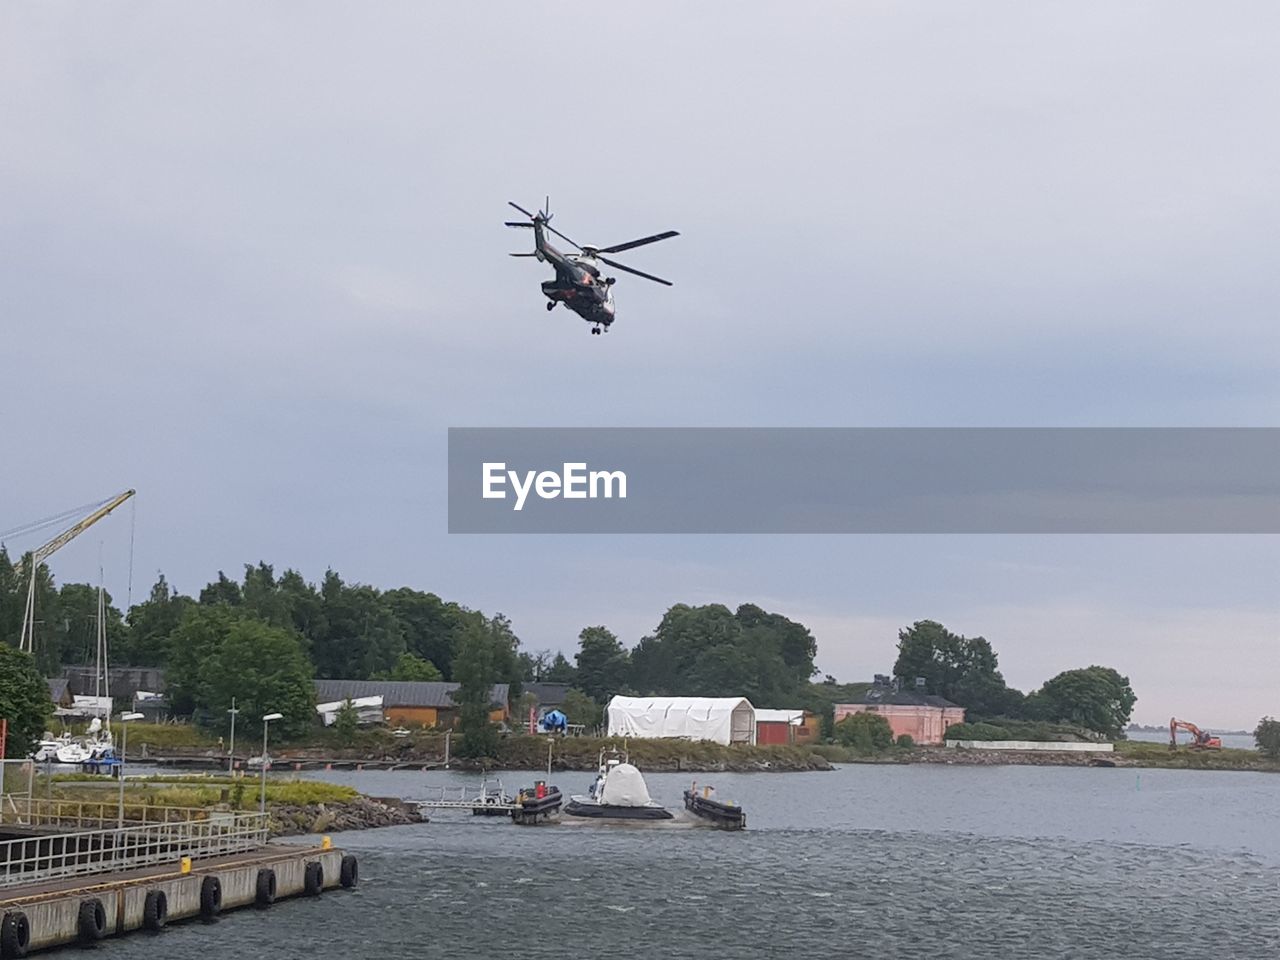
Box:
[129,733,1277,775]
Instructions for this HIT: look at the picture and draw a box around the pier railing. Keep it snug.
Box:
[0,796,236,831]
[0,802,268,888]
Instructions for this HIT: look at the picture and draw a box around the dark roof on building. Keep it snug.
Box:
[846,686,960,709]
[524,682,570,706]
[47,678,70,704]
[313,680,509,709]
[62,666,166,699]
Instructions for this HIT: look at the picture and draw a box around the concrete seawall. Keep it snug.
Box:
[1,844,350,954]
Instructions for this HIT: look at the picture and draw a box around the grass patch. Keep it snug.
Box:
[46,778,358,811]
[1113,740,1270,770]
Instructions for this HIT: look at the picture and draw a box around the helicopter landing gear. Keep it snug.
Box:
[591,325,601,335]
[546,300,556,312]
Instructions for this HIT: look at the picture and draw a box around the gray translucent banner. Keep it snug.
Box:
[448,428,1280,533]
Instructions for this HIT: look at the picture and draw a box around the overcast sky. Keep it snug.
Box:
[1,3,1276,728]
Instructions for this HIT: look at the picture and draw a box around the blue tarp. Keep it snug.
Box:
[542,710,567,731]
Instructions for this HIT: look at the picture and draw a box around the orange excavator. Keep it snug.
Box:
[1169,717,1222,750]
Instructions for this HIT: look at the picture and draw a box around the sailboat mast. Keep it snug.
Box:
[97,566,110,732]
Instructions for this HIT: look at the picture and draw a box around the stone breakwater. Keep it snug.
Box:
[855,748,1127,767]
[267,795,425,837]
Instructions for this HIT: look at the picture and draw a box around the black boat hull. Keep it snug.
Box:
[683,790,746,829]
[512,787,563,825]
[564,800,674,821]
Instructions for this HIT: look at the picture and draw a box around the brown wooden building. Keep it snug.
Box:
[313,679,510,729]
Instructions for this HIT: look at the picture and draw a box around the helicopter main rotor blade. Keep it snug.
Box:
[597,230,679,255]
[599,256,673,286]
[508,201,538,219]
[543,222,582,251]
[504,221,534,228]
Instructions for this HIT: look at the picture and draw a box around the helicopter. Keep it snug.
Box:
[506,199,678,334]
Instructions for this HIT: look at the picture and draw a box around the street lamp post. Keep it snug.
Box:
[117,712,145,828]
[259,712,283,816]
[227,699,239,775]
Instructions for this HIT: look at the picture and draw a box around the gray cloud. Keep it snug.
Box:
[1,2,1276,726]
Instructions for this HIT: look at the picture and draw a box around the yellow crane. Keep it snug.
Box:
[12,489,136,654]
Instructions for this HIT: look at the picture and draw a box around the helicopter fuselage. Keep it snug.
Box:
[533,220,616,330]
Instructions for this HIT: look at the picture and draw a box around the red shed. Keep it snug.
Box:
[755,709,815,745]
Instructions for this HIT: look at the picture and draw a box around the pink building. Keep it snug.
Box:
[834,682,965,745]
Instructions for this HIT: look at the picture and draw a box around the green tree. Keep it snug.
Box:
[239,562,293,629]
[574,626,630,703]
[374,651,443,682]
[0,645,53,757]
[0,549,22,649]
[834,711,893,754]
[1254,717,1280,759]
[452,621,498,758]
[198,571,242,607]
[196,618,316,739]
[310,571,405,679]
[628,603,816,703]
[165,605,238,716]
[48,582,127,670]
[561,688,604,730]
[123,574,193,666]
[332,699,359,742]
[382,587,472,680]
[543,652,576,684]
[167,606,314,737]
[1026,666,1136,739]
[893,620,1021,717]
[276,569,325,649]
[6,558,62,673]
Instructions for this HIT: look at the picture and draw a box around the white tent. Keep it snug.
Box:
[607,696,756,745]
[599,764,655,806]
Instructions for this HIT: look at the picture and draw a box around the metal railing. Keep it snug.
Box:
[412,780,518,811]
[0,800,268,889]
[0,796,240,831]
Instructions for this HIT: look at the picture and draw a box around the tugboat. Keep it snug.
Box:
[564,749,673,821]
[682,781,746,830]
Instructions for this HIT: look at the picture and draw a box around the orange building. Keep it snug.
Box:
[834,681,964,745]
[313,680,510,729]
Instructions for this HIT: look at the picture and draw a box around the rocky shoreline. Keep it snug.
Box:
[847,748,1127,768]
[147,739,836,773]
[267,795,425,838]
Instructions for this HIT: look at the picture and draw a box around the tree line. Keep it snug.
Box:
[891,619,1138,739]
[0,548,1170,753]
